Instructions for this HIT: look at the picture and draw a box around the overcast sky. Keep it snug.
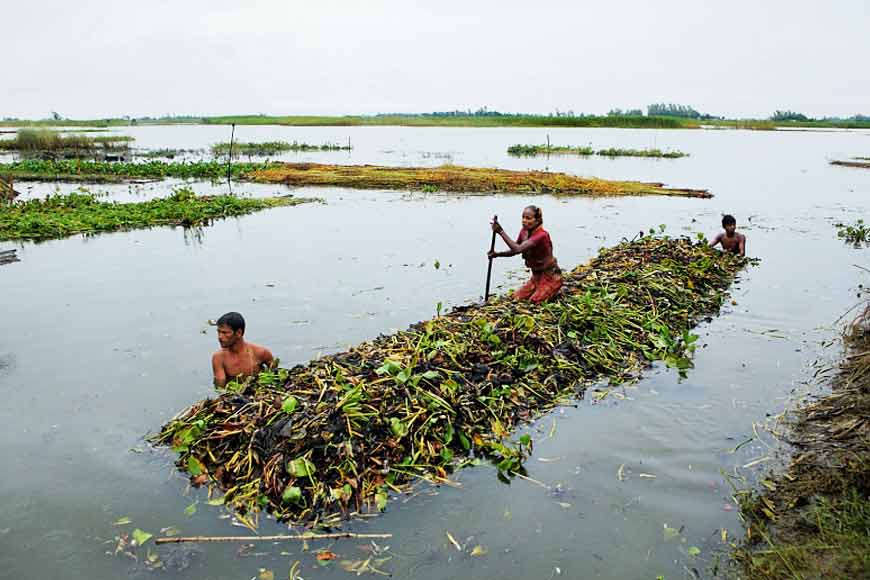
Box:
[4,0,868,120]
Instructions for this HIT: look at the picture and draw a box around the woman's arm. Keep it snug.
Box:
[488,222,540,258]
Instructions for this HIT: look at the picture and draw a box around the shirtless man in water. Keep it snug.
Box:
[211,311,274,388]
[710,214,746,256]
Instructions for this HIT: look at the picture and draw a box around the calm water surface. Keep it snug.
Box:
[1,126,869,579]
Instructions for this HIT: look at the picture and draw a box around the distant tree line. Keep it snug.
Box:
[771,110,810,122]
[607,108,643,117]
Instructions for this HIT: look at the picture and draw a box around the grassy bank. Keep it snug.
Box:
[0,188,315,241]
[250,162,712,197]
[508,144,688,158]
[0,159,277,182]
[732,306,870,579]
[211,140,351,156]
[154,237,747,527]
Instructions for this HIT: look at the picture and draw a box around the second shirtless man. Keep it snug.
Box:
[211,311,274,388]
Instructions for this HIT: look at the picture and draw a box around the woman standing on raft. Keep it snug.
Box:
[488,205,563,303]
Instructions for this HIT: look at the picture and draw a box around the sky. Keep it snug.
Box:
[4,0,868,120]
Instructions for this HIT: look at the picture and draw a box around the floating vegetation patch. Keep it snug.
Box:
[0,187,316,241]
[831,159,870,169]
[0,129,133,157]
[732,304,870,579]
[250,162,711,198]
[0,160,277,183]
[835,219,870,246]
[137,148,201,160]
[507,144,688,158]
[211,141,351,157]
[154,237,748,528]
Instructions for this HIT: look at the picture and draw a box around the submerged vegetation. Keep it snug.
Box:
[250,162,711,197]
[154,237,748,527]
[835,219,870,246]
[507,144,688,158]
[733,305,870,579]
[0,187,314,241]
[211,140,351,157]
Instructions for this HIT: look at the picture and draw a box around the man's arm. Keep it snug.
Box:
[709,232,723,248]
[212,352,227,388]
[739,234,746,256]
[258,346,275,369]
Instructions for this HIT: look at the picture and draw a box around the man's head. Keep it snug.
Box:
[722,214,737,235]
[216,311,245,349]
[522,205,543,231]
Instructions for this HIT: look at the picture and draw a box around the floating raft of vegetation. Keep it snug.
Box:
[250,163,711,197]
[0,128,133,156]
[0,160,277,183]
[733,305,870,579]
[211,141,351,157]
[0,187,315,241]
[507,144,688,158]
[830,159,870,169]
[835,219,870,246]
[154,237,747,528]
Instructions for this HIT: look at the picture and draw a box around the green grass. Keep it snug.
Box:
[211,140,351,156]
[0,159,278,182]
[0,187,316,241]
[0,128,132,152]
[508,144,688,158]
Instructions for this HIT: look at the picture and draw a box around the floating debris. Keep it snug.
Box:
[154,237,748,527]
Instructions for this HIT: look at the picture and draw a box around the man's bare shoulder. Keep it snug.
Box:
[248,342,273,359]
[212,350,226,364]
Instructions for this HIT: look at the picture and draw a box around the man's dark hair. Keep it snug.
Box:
[722,214,736,227]
[217,311,245,333]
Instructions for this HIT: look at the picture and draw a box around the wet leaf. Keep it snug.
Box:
[206,497,225,506]
[132,528,152,546]
[184,502,197,517]
[375,491,388,511]
[281,396,298,414]
[687,546,701,557]
[282,485,303,504]
[470,545,487,556]
[316,549,337,561]
[258,569,275,580]
[287,457,316,477]
[187,456,204,476]
[112,516,132,526]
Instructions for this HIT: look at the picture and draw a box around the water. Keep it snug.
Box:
[1,125,869,579]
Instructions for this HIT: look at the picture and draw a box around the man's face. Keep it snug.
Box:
[522,209,538,231]
[217,325,241,348]
[724,223,737,236]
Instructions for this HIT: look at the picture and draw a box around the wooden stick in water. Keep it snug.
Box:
[155,531,392,544]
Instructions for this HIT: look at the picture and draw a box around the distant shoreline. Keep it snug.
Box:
[2,114,869,131]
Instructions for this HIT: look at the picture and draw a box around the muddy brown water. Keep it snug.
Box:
[1,125,869,579]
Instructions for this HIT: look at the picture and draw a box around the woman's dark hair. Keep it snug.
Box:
[722,214,736,227]
[525,205,543,224]
[217,311,245,333]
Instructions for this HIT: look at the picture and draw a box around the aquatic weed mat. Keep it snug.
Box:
[732,305,870,579]
[154,237,748,528]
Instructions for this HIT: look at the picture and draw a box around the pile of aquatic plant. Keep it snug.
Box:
[835,219,870,246]
[507,144,687,158]
[250,163,711,198]
[0,187,314,241]
[831,159,870,169]
[211,141,351,157]
[0,159,278,183]
[154,236,747,528]
[0,128,132,153]
[137,148,201,159]
[733,304,870,579]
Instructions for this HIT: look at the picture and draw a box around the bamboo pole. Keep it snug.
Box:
[155,531,392,544]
